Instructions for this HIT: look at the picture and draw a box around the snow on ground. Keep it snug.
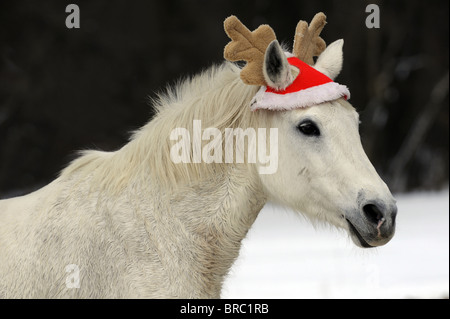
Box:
[222,188,449,299]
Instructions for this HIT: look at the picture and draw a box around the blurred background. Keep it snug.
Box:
[0,0,448,197]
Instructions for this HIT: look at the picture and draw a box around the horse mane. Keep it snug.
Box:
[61,62,267,193]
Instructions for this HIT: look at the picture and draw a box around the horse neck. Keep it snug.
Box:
[118,64,269,296]
[145,165,267,297]
[170,164,266,235]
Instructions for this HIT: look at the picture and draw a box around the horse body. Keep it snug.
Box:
[0,149,265,298]
[0,15,397,298]
[0,65,268,298]
[0,166,137,298]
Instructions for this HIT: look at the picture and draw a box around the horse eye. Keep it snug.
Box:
[297,120,320,136]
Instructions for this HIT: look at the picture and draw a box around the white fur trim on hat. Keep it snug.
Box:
[250,82,350,111]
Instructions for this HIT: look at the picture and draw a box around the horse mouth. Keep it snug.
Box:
[345,218,374,248]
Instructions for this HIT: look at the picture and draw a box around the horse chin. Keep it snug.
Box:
[346,219,375,248]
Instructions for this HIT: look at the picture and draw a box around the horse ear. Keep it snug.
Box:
[313,39,344,80]
[263,40,294,90]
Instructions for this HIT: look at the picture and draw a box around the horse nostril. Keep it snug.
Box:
[362,204,383,225]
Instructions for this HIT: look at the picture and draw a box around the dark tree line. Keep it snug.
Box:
[0,0,448,197]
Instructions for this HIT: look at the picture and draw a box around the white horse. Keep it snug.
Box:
[0,15,396,298]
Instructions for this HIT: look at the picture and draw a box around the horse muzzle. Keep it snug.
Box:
[345,199,397,248]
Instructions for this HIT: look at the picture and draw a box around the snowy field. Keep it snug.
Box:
[222,188,449,299]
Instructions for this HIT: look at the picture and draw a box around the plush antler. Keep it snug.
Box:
[224,15,276,86]
[292,12,327,65]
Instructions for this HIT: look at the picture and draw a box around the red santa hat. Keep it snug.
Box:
[250,56,350,111]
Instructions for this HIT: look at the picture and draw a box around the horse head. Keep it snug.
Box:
[224,13,397,248]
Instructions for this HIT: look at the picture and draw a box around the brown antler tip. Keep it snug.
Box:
[223,15,276,86]
[314,12,327,21]
[293,12,328,65]
[311,12,327,31]
[224,15,239,32]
